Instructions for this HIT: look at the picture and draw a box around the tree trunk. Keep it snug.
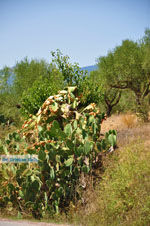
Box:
[106,105,112,117]
[135,94,149,122]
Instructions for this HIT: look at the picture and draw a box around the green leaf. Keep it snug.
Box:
[12,132,21,142]
[68,86,77,93]
[66,139,74,149]
[75,145,84,156]
[84,141,93,155]
[37,125,43,132]
[3,170,9,180]
[70,92,75,100]
[82,165,90,173]
[88,115,95,124]
[3,146,8,155]
[50,168,55,179]
[51,102,58,112]
[54,200,59,214]
[31,175,35,182]
[19,190,24,198]
[52,120,60,129]
[5,139,11,145]
[101,140,106,150]
[92,123,97,135]
[58,130,66,139]
[73,120,78,129]
[56,155,61,163]
[27,148,36,154]
[64,123,72,137]
[56,162,59,171]
[72,100,77,108]
[17,212,22,219]
[50,120,62,137]
[64,157,74,167]
[8,133,13,140]
[108,134,117,147]
[46,116,56,123]
[59,90,67,94]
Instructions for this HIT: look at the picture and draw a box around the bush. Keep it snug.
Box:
[21,68,63,116]
[0,87,115,218]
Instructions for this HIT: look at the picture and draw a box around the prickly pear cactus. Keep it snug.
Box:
[0,86,116,218]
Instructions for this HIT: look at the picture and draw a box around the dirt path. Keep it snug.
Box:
[0,219,71,226]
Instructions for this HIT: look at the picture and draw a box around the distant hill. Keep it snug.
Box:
[81,65,98,73]
[1,65,98,86]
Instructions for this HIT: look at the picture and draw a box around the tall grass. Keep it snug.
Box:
[74,138,150,226]
[121,113,138,128]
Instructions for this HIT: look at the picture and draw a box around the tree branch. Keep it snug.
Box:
[111,83,128,89]
[111,91,122,107]
[104,95,110,106]
[143,81,150,98]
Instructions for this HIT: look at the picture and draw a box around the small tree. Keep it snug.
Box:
[20,50,88,116]
[98,30,150,121]
[21,68,64,116]
[13,58,51,100]
[79,70,103,107]
[51,49,87,86]
[84,70,122,116]
[103,88,122,116]
[0,67,21,124]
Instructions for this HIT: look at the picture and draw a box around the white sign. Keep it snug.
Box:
[0,155,38,163]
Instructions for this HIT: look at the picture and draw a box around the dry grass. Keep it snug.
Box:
[101,112,139,133]
[72,114,150,226]
[117,123,150,147]
[120,113,138,128]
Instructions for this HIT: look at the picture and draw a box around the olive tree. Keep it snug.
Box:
[98,30,150,121]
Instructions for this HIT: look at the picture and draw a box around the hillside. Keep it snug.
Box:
[81,65,98,73]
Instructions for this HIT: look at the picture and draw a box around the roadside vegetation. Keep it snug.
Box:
[0,29,150,225]
[71,115,150,226]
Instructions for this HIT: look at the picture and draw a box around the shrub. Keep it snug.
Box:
[21,68,63,116]
[121,113,138,128]
[0,87,115,218]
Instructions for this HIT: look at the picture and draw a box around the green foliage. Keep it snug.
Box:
[13,58,51,99]
[97,30,150,121]
[0,87,114,218]
[0,59,59,124]
[0,67,12,94]
[82,70,122,116]
[51,49,87,86]
[105,130,117,148]
[80,70,103,107]
[102,87,122,116]
[0,67,22,125]
[78,140,150,226]
[11,51,88,117]
[142,28,150,72]
[21,68,63,116]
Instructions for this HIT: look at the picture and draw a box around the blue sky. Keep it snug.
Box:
[0,0,150,69]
